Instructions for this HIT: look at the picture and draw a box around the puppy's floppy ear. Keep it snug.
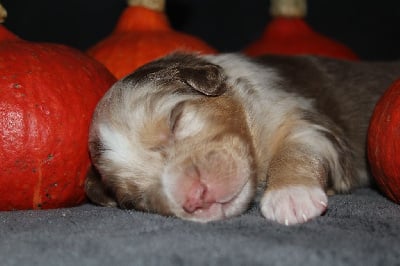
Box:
[125,52,228,96]
[178,63,227,96]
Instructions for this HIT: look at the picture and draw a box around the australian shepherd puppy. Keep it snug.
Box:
[85,53,400,225]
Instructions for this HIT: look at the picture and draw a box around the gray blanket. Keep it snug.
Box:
[1,188,399,266]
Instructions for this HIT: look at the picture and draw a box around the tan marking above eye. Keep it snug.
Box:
[139,117,171,150]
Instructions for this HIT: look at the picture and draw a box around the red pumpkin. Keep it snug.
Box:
[87,0,216,79]
[368,79,400,204]
[0,5,116,210]
[244,0,358,60]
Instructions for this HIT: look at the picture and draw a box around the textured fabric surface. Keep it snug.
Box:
[1,188,399,266]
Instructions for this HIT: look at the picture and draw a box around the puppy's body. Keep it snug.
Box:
[86,53,400,225]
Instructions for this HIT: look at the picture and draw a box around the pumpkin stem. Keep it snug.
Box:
[0,3,19,40]
[127,0,165,12]
[0,3,7,23]
[270,0,307,18]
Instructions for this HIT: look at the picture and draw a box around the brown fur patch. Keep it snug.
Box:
[188,95,254,141]
[139,116,171,152]
[266,144,328,190]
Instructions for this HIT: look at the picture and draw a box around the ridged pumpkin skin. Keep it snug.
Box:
[87,6,216,79]
[0,27,116,210]
[368,79,400,204]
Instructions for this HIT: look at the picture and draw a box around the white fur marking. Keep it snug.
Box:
[98,124,134,166]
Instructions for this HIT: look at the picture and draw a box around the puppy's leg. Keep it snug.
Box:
[260,113,356,225]
[261,144,329,225]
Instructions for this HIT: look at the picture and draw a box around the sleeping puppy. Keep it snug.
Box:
[86,53,400,225]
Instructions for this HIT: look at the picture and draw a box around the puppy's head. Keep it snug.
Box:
[86,53,256,222]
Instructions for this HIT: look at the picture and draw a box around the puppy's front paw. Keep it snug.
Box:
[260,186,328,226]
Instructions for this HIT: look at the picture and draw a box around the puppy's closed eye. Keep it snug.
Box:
[169,101,185,134]
[143,100,192,154]
[139,117,171,153]
[145,101,187,153]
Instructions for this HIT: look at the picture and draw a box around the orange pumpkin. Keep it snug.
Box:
[368,79,400,204]
[244,0,358,60]
[0,4,116,210]
[87,0,217,79]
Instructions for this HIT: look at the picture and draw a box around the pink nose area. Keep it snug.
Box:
[182,181,213,213]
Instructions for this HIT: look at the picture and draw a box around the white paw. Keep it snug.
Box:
[260,186,328,226]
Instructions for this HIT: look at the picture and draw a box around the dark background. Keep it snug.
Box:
[2,0,400,61]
